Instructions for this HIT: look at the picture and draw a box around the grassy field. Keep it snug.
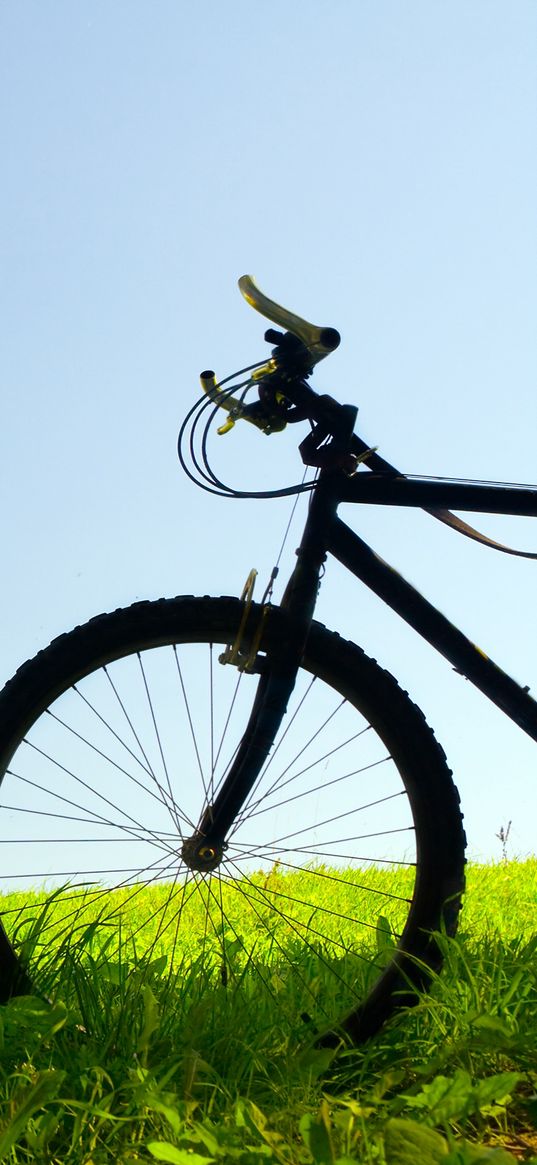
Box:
[0,860,536,1163]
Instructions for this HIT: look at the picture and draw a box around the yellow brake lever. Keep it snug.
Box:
[238,275,340,364]
[199,369,284,435]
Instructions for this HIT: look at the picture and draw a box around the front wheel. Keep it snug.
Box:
[0,596,465,1044]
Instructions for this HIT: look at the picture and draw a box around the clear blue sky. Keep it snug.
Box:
[1,1,536,860]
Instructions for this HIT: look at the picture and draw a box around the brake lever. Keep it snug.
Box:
[238,275,341,364]
[199,370,289,435]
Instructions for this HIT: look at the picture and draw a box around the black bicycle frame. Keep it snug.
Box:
[183,451,537,867]
[330,473,537,742]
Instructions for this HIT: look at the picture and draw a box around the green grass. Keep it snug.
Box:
[0,863,419,1042]
[0,861,536,1163]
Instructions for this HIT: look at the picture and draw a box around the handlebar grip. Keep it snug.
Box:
[200,371,218,396]
[238,275,340,364]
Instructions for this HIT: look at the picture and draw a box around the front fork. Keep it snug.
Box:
[180,471,344,873]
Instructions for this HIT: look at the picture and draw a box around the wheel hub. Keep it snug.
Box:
[181,835,224,872]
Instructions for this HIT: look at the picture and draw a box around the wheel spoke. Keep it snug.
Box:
[136,653,182,832]
[226,840,416,865]
[79,678,179,816]
[233,687,358,827]
[223,856,385,1006]
[6,768,180,856]
[224,850,413,904]
[45,705,193,831]
[242,757,395,821]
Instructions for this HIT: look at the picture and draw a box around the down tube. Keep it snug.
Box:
[328,516,537,744]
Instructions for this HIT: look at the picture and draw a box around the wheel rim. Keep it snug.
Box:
[0,618,425,1040]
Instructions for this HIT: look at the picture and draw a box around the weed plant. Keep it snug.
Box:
[0,860,535,1163]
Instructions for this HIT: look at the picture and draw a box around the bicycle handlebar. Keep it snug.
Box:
[236,280,400,475]
[190,274,410,486]
[191,279,537,559]
[198,277,378,456]
[198,277,344,437]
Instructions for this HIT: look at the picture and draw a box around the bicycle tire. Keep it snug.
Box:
[0,595,465,1044]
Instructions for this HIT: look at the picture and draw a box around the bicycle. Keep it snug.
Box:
[0,276,536,1046]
